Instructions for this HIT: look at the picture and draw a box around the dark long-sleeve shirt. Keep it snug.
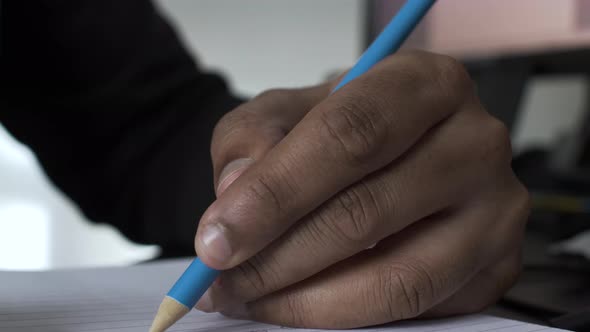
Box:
[0,0,242,257]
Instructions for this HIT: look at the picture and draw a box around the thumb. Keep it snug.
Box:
[216,158,254,196]
[210,84,331,195]
[200,84,330,265]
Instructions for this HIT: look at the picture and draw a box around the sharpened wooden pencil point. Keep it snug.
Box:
[150,296,190,332]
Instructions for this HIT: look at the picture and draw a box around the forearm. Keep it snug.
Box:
[1,0,243,256]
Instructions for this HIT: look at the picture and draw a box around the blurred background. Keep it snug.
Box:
[1,0,589,328]
[0,0,363,270]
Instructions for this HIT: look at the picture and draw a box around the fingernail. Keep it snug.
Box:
[200,223,232,264]
[217,158,254,196]
[195,290,214,312]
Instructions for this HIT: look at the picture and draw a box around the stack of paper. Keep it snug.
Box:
[0,259,567,332]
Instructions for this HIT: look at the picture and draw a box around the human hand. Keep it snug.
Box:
[194,51,529,329]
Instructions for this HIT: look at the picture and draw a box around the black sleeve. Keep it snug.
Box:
[0,0,243,257]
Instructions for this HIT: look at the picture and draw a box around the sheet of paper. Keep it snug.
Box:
[0,259,567,332]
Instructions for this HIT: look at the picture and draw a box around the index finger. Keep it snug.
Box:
[195,51,474,269]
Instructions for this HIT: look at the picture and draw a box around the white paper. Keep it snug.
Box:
[0,259,567,332]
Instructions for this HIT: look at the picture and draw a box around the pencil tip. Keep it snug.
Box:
[150,296,190,332]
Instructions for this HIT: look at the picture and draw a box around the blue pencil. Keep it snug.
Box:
[149,1,435,331]
[333,0,435,92]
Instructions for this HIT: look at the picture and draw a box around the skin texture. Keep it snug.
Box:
[193,51,530,329]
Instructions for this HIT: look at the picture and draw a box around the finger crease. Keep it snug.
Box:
[251,176,282,215]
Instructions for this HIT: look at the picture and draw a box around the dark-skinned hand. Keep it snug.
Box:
[194,51,529,329]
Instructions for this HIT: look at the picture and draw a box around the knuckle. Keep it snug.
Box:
[393,52,472,102]
[512,183,531,223]
[235,259,267,297]
[282,292,313,326]
[211,108,256,153]
[377,260,439,320]
[467,114,512,169]
[319,97,387,167]
[246,156,301,217]
[234,254,281,299]
[212,110,242,142]
[393,51,474,117]
[247,175,284,215]
[505,254,523,290]
[436,56,471,85]
[485,181,529,258]
[254,87,322,115]
[283,292,312,327]
[504,182,531,238]
[484,117,512,164]
[434,55,473,94]
[244,161,300,219]
[429,55,475,112]
[254,88,292,103]
[219,104,256,129]
[469,254,522,314]
[499,255,522,294]
[297,212,337,253]
[321,185,380,246]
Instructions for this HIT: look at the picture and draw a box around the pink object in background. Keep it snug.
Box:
[373,0,590,58]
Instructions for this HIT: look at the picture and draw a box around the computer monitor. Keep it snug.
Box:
[366,0,590,131]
